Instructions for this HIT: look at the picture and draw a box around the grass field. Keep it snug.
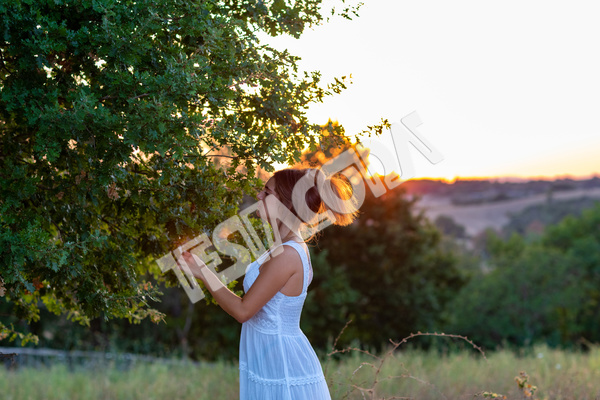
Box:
[1,345,599,399]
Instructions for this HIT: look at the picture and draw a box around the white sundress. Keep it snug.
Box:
[238,240,332,400]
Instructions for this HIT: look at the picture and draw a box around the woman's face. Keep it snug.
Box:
[257,178,279,222]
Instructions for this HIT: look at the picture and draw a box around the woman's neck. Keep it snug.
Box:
[280,230,303,244]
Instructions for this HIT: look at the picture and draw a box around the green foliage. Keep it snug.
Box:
[306,186,468,351]
[503,196,600,239]
[0,0,360,343]
[434,215,467,239]
[447,203,600,349]
[301,248,361,350]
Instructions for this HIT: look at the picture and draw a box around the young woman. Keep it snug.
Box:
[180,168,358,400]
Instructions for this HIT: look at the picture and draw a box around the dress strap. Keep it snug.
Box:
[281,240,312,294]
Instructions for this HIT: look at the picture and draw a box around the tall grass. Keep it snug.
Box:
[0,361,238,400]
[326,344,600,399]
[1,345,600,399]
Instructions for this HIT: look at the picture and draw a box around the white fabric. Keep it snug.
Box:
[239,240,331,400]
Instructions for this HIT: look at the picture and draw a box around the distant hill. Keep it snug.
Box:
[402,175,600,205]
[405,176,600,238]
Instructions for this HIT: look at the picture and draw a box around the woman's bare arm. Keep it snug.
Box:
[180,246,301,323]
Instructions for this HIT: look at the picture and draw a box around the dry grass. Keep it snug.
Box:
[2,342,600,399]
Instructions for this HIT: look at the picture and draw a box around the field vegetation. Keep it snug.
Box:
[2,345,600,399]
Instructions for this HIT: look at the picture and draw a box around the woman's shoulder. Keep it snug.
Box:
[260,242,304,273]
[281,241,310,265]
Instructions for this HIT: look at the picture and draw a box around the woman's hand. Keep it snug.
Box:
[178,251,207,280]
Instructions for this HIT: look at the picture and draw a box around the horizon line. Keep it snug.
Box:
[401,172,600,184]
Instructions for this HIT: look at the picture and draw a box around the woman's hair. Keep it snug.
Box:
[271,168,359,229]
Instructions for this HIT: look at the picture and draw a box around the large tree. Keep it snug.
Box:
[0,0,364,344]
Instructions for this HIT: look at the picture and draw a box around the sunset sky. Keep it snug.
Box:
[263,0,600,182]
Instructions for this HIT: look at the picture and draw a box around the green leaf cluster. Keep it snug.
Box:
[0,0,360,343]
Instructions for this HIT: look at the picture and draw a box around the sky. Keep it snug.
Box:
[262,0,600,182]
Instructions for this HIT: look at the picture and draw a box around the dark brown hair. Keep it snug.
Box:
[271,168,359,228]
